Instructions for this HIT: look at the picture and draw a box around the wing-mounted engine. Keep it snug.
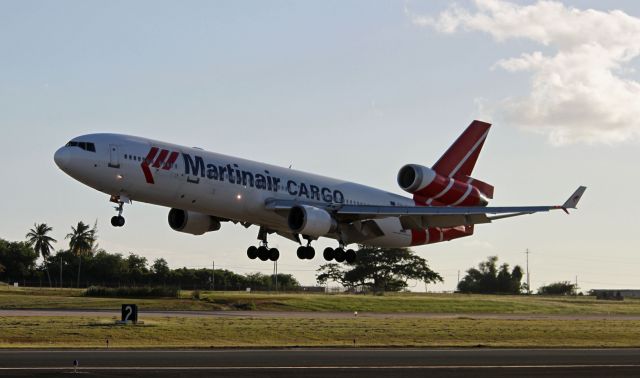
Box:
[397,164,490,206]
[168,208,221,235]
[288,205,337,237]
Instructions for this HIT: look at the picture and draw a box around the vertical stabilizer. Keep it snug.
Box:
[432,120,491,178]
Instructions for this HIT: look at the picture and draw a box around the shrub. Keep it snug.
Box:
[84,286,179,298]
[233,301,256,310]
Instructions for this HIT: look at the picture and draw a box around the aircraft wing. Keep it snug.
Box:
[265,186,586,229]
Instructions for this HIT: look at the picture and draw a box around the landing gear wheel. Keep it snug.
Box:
[247,246,258,259]
[345,249,357,264]
[111,216,125,227]
[304,247,315,260]
[258,246,270,261]
[296,246,306,259]
[323,247,334,261]
[269,248,280,261]
[334,248,346,263]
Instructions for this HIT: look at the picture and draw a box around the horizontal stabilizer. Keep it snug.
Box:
[457,174,494,199]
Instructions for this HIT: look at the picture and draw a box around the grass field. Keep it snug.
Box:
[3,287,640,348]
[2,286,640,315]
[2,315,640,348]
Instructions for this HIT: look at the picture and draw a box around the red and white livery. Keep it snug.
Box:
[54,121,586,263]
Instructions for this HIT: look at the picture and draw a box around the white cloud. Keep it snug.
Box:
[410,0,640,145]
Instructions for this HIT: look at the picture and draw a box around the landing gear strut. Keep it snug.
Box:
[323,243,356,263]
[110,198,126,227]
[247,227,279,261]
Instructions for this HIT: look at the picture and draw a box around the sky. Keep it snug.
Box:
[1,0,639,292]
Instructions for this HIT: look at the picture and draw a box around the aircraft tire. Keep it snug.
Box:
[296,246,306,259]
[345,249,356,263]
[258,246,270,261]
[111,216,125,227]
[247,246,258,259]
[323,247,334,261]
[305,247,315,260]
[334,248,346,263]
[269,248,280,261]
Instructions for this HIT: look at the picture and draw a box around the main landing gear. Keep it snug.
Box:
[296,243,315,260]
[110,198,125,227]
[247,244,279,262]
[247,227,279,261]
[323,246,356,264]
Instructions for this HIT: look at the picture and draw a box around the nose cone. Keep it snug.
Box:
[54,147,70,170]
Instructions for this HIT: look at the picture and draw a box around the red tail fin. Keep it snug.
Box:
[432,120,491,178]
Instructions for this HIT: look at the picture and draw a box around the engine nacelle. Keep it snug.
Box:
[397,164,487,206]
[288,205,337,237]
[168,208,221,235]
[397,164,440,193]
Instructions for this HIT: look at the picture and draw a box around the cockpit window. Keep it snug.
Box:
[66,141,96,152]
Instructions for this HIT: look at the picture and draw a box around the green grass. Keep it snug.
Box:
[201,291,640,315]
[1,315,640,348]
[2,286,640,314]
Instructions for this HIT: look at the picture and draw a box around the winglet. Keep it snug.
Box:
[562,186,587,210]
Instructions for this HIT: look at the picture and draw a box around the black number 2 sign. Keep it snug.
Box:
[121,304,138,323]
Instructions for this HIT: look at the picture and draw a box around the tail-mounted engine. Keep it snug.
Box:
[168,208,221,235]
[397,164,491,206]
[288,205,337,237]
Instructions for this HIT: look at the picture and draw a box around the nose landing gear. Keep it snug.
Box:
[110,196,126,227]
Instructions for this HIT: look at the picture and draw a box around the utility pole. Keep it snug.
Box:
[525,249,531,294]
[273,260,278,292]
[211,260,215,291]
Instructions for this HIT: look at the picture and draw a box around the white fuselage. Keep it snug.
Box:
[54,133,417,247]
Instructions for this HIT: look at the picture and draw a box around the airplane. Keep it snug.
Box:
[54,120,586,264]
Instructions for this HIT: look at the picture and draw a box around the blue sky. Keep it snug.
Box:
[1,0,639,291]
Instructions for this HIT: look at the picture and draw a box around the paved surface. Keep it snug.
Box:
[3,308,640,320]
[0,348,639,377]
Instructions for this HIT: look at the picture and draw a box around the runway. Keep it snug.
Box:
[1,348,639,377]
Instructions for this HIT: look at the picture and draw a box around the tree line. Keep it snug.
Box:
[455,256,579,295]
[2,222,579,295]
[1,222,299,290]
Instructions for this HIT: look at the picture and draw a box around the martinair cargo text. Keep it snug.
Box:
[54,121,586,263]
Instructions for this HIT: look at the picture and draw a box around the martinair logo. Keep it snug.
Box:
[141,147,179,184]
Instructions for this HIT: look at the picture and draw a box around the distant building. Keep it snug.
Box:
[592,289,640,300]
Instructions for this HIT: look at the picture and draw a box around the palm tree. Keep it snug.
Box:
[26,223,57,287]
[66,221,95,288]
